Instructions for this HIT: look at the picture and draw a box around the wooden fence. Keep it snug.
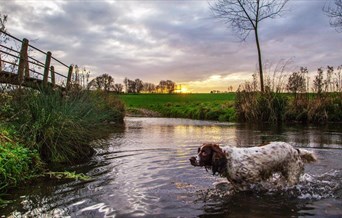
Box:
[0,30,73,91]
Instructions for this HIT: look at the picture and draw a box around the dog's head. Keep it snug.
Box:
[189,143,227,176]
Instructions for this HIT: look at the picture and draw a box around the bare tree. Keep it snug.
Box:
[210,0,289,92]
[88,74,115,92]
[143,82,156,93]
[123,77,128,93]
[286,67,307,95]
[113,83,123,93]
[323,0,342,32]
[135,78,144,93]
[313,68,324,94]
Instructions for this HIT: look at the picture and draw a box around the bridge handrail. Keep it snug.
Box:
[0,30,73,89]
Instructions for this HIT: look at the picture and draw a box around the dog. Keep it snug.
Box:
[189,142,316,190]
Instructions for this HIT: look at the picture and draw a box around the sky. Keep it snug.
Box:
[0,0,341,93]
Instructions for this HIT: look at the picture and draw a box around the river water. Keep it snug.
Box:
[2,117,342,217]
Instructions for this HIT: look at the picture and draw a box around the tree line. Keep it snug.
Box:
[86,74,176,94]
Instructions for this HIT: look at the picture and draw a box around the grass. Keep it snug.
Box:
[4,90,125,163]
[0,124,43,199]
[235,89,342,123]
[120,93,235,107]
[118,93,237,122]
[0,89,125,204]
[119,92,342,124]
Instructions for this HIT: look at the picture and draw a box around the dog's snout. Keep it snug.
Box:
[189,156,197,166]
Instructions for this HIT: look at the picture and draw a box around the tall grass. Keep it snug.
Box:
[235,82,287,123]
[235,65,342,123]
[0,89,124,204]
[2,89,125,163]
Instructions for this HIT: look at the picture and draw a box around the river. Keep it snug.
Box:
[2,117,342,217]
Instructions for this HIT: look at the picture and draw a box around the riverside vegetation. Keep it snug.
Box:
[0,89,125,204]
[119,66,342,124]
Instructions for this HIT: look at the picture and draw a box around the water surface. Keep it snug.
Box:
[2,117,342,217]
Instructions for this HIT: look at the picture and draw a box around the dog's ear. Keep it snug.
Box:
[211,144,225,158]
[211,144,227,175]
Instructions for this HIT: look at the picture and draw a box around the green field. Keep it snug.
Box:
[118,93,237,122]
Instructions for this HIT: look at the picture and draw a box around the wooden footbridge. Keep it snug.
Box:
[0,30,74,91]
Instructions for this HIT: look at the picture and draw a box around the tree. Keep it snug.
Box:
[286,67,307,95]
[210,0,289,92]
[113,83,123,93]
[165,80,175,94]
[313,68,324,94]
[88,74,115,92]
[127,79,136,93]
[143,82,156,93]
[123,77,128,93]
[156,80,176,93]
[323,0,342,32]
[135,79,144,93]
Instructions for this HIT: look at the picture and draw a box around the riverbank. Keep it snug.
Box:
[0,90,125,204]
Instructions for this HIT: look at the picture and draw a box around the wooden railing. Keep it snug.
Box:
[0,30,73,91]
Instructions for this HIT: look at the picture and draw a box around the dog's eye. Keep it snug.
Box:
[201,151,207,156]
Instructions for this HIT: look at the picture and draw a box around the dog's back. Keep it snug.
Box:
[222,142,316,188]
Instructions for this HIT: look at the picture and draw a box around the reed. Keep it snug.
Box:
[2,89,125,163]
[235,65,342,123]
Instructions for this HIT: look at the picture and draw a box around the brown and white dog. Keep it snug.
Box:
[189,142,317,190]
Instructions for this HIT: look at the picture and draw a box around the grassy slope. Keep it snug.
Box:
[118,93,237,122]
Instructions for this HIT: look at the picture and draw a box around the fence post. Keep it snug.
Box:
[50,66,55,86]
[43,51,52,87]
[17,38,29,83]
[66,65,73,90]
[0,51,2,71]
[24,53,29,78]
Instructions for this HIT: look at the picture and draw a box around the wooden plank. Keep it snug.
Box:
[0,70,65,91]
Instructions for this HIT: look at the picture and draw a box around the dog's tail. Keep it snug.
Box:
[297,148,317,163]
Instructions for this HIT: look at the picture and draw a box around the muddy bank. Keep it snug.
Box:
[125,108,162,117]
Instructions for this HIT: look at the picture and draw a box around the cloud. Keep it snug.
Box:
[1,0,341,92]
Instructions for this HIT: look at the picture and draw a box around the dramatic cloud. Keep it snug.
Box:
[0,0,341,92]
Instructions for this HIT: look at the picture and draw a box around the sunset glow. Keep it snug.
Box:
[180,86,189,93]
[1,1,340,92]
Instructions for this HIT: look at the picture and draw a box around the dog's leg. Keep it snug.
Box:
[285,159,304,186]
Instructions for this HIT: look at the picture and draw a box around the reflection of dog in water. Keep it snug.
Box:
[190,142,317,190]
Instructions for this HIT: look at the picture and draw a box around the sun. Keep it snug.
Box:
[175,84,189,93]
[180,86,189,93]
